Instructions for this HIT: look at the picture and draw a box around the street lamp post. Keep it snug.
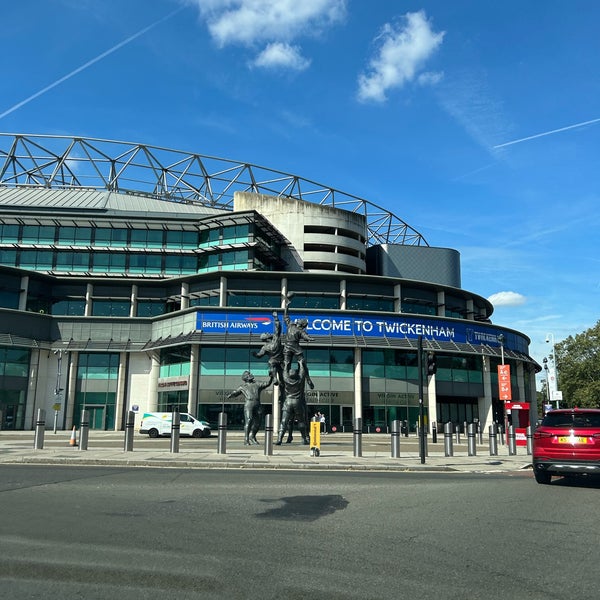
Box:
[545,333,559,408]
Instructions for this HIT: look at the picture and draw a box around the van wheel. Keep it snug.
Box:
[148,428,159,438]
[192,429,202,438]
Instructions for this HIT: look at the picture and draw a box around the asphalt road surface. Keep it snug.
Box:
[1,465,599,599]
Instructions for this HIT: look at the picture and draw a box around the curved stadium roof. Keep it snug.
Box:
[0,133,428,247]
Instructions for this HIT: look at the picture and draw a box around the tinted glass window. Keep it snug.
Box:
[542,412,600,428]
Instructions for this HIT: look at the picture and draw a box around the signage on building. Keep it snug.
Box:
[157,376,189,391]
[498,365,512,400]
[195,311,528,353]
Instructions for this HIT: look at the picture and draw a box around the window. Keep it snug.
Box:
[57,227,92,246]
[51,298,86,316]
[0,224,19,243]
[0,249,17,267]
[165,230,198,249]
[21,225,55,244]
[165,255,198,275]
[160,346,191,378]
[55,251,90,272]
[91,252,127,273]
[137,300,166,317]
[199,229,220,248]
[94,228,128,247]
[129,253,162,274]
[92,299,130,317]
[222,224,250,245]
[19,250,53,270]
[131,229,163,248]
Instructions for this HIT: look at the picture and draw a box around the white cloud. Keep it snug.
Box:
[252,42,310,71]
[488,291,527,307]
[357,10,444,103]
[187,0,345,70]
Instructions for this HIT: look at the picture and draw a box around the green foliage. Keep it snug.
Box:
[555,320,600,408]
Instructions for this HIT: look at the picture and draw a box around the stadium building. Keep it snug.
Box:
[0,134,539,434]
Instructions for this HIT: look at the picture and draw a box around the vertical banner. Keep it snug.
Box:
[498,364,512,400]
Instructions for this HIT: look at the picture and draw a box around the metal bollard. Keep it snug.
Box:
[444,421,453,457]
[170,411,180,453]
[478,421,483,445]
[489,423,498,456]
[79,409,89,451]
[353,417,362,457]
[507,425,517,456]
[455,424,461,444]
[391,419,400,458]
[217,412,227,454]
[467,422,476,456]
[34,409,46,450]
[526,425,532,455]
[432,422,437,444]
[124,410,135,452]
[499,424,505,445]
[264,414,273,456]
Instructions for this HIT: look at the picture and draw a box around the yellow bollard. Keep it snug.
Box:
[310,420,321,456]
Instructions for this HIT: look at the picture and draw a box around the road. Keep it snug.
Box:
[1,465,599,599]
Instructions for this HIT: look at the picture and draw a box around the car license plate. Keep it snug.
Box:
[557,436,589,444]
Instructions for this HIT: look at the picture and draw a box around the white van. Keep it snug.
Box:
[139,412,211,438]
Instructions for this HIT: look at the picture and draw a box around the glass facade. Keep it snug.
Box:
[74,353,119,430]
[0,346,30,430]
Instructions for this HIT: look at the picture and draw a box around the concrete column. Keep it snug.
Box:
[19,275,29,311]
[219,276,227,307]
[85,283,93,317]
[65,352,78,429]
[114,352,127,430]
[427,374,437,430]
[181,282,190,310]
[147,352,160,412]
[394,283,401,313]
[189,344,199,415]
[130,284,138,318]
[480,354,494,431]
[340,279,347,310]
[437,291,445,317]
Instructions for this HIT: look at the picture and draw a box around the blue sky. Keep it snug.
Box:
[1,0,599,373]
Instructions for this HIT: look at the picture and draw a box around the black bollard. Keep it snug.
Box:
[489,423,498,456]
[170,411,180,453]
[444,421,453,457]
[508,425,517,456]
[33,408,46,450]
[124,410,135,452]
[467,422,476,456]
[353,417,362,457]
[79,409,89,451]
[391,419,400,458]
[264,414,273,456]
[432,421,438,444]
[217,412,227,454]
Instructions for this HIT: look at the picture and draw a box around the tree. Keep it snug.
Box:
[555,320,600,408]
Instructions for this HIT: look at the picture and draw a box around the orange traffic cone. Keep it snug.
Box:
[69,426,77,447]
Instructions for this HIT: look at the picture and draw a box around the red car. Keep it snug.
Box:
[532,408,600,484]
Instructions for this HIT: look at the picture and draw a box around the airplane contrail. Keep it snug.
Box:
[493,117,600,149]
[0,6,184,120]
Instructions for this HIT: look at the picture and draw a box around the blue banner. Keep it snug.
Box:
[196,311,529,354]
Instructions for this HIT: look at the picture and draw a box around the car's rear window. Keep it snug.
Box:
[542,412,600,428]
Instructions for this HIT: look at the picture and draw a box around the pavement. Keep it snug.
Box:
[0,430,533,474]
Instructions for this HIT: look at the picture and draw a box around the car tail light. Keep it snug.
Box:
[593,433,600,439]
